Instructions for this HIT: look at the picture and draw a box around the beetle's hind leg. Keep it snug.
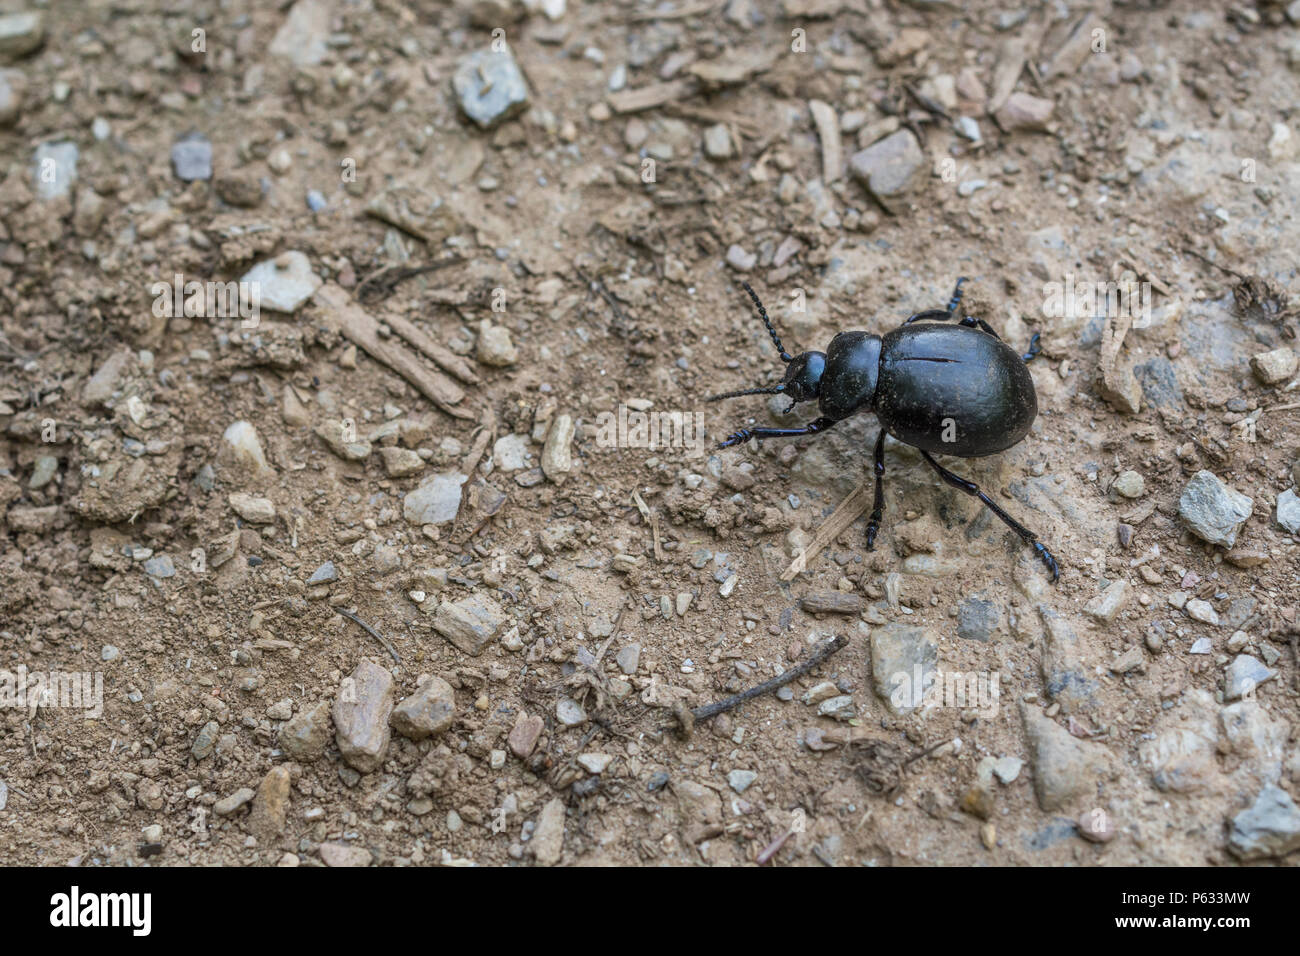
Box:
[865,429,887,550]
[958,315,1003,339]
[904,276,972,325]
[717,416,838,449]
[918,450,1060,582]
[956,316,1043,362]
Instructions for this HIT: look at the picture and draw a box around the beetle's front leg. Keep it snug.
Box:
[717,416,837,449]
[865,429,887,550]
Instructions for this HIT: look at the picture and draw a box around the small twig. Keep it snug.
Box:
[781,481,872,581]
[336,608,401,664]
[355,257,464,302]
[1182,245,1244,280]
[668,635,849,734]
[756,828,793,865]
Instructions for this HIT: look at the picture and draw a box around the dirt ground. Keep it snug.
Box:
[1,0,1299,868]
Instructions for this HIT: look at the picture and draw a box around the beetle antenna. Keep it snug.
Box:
[741,282,793,363]
[705,384,785,403]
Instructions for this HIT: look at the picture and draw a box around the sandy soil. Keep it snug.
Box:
[1,0,1298,867]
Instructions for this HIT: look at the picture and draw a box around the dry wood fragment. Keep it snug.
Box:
[384,312,481,386]
[799,591,864,615]
[314,282,473,419]
[781,481,872,581]
[607,79,696,114]
[808,99,843,183]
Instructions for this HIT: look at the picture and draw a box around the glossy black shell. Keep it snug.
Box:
[873,324,1037,457]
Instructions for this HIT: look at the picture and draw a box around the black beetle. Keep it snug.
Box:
[708,277,1059,582]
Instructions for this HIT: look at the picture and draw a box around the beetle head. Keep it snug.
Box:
[780,350,826,404]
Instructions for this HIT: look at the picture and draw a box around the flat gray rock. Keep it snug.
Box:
[1178,470,1253,548]
[849,129,924,199]
[452,48,530,130]
[1227,785,1300,860]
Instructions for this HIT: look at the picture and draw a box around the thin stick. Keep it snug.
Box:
[336,608,401,664]
[781,482,872,581]
[669,635,848,733]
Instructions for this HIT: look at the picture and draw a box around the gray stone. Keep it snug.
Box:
[541,415,574,484]
[703,123,734,159]
[1178,470,1253,548]
[1185,599,1219,625]
[240,251,321,314]
[247,765,291,839]
[1020,703,1116,811]
[1038,606,1098,713]
[306,561,337,585]
[1112,470,1145,498]
[493,433,531,471]
[616,644,641,675]
[993,756,1023,784]
[1249,347,1297,385]
[957,596,999,641]
[192,720,220,760]
[315,419,371,461]
[556,697,587,726]
[1134,357,1183,410]
[870,622,938,714]
[0,68,26,126]
[817,695,857,721]
[532,797,566,865]
[403,472,467,525]
[1084,579,1130,624]
[171,132,212,181]
[1277,488,1300,534]
[379,446,425,477]
[1227,785,1300,860]
[995,92,1054,131]
[390,676,456,740]
[1224,655,1276,701]
[143,554,175,579]
[269,0,332,67]
[477,321,518,366]
[228,492,275,524]
[214,788,255,816]
[221,421,274,479]
[728,769,757,793]
[0,11,45,60]
[333,660,394,773]
[848,129,924,198]
[320,842,372,867]
[33,140,77,200]
[452,48,530,130]
[432,593,507,655]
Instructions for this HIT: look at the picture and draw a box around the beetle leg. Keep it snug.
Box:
[865,429,887,550]
[1021,332,1042,363]
[906,277,971,325]
[945,276,968,314]
[958,315,1005,340]
[716,416,837,449]
[903,308,954,325]
[918,450,1060,582]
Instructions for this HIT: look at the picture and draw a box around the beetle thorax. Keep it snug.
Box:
[818,331,883,420]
